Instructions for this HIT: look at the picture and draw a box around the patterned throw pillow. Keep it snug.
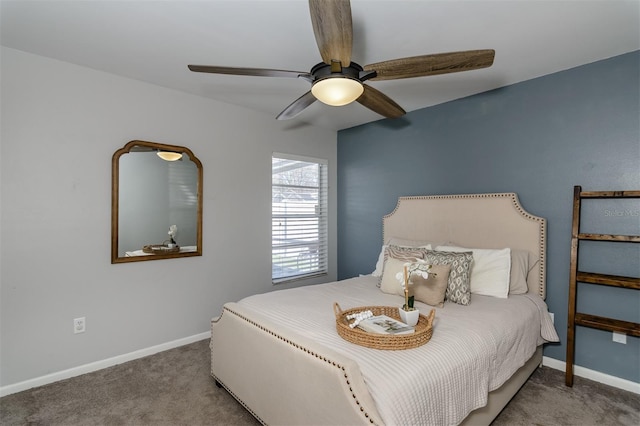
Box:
[423,250,474,305]
[378,245,430,287]
[384,244,429,263]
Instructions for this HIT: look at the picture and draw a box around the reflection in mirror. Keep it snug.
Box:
[112,140,203,263]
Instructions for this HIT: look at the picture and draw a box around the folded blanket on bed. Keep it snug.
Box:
[238,275,559,426]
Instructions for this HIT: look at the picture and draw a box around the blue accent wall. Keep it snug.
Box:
[337,51,640,383]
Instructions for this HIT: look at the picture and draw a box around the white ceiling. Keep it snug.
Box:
[1,0,638,131]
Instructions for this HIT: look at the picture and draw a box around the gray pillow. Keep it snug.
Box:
[509,249,541,295]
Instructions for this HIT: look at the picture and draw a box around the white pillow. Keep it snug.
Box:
[436,245,511,299]
[371,245,388,277]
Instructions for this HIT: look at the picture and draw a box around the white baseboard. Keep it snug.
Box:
[0,331,211,398]
[4,340,636,398]
[543,356,640,395]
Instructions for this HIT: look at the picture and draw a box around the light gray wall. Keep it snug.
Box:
[337,51,639,383]
[0,47,337,387]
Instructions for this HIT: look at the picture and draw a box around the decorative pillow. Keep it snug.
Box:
[436,245,511,299]
[380,260,451,308]
[423,249,474,305]
[372,240,433,277]
[377,245,431,287]
[379,257,411,295]
[387,237,434,249]
[411,264,451,308]
[384,244,430,263]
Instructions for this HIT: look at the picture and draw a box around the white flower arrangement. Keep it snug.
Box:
[168,225,178,245]
[395,259,435,311]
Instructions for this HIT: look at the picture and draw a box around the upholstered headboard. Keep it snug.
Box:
[383,193,547,298]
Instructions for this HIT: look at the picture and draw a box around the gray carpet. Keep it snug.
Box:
[1,339,638,425]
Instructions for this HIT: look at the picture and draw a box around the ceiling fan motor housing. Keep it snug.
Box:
[309,61,376,83]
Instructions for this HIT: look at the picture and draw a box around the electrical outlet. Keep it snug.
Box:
[612,331,626,344]
[73,317,86,334]
[548,312,554,324]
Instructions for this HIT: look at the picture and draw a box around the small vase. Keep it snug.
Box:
[398,308,420,327]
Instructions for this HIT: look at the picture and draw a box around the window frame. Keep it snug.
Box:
[272,152,328,284]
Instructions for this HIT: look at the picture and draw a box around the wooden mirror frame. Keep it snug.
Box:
[111,140,203,263]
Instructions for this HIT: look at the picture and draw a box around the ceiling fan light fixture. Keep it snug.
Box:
[311,76,364,106]
[187,1,494,121]
[157,151,183,161]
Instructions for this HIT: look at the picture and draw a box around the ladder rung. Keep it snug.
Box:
[580,190,640,198]
[574,313,640,337]
[576,272,640,289]
[577,233,640,242]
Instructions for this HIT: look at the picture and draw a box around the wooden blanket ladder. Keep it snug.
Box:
[565,185,640,386]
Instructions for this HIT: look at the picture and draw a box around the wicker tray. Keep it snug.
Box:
[142,244,180,254]
[334,303,435,350]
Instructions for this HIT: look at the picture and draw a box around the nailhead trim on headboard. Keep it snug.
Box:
[383,193,547,298]
[214,307,379,425]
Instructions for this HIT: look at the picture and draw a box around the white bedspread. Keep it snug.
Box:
[238,275,559,426]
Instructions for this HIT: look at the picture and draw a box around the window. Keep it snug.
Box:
[272,153,328,283]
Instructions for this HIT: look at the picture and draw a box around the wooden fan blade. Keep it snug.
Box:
[357,85,405,118]
[188,65,311,79]
[276,91,317,120]
[309,0,352,66]
[364,49,495,81]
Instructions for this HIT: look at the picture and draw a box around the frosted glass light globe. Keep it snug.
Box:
[311,77,364,106]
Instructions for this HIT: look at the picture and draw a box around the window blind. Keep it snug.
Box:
[272,153,328,283]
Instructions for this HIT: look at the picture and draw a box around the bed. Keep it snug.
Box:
[210,193,559,425]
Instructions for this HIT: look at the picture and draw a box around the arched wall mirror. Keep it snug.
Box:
[111,140,203,263]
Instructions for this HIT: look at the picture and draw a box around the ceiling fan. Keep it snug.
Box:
[188,0,495,120]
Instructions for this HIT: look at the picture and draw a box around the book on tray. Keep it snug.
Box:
[357,315,415,335]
